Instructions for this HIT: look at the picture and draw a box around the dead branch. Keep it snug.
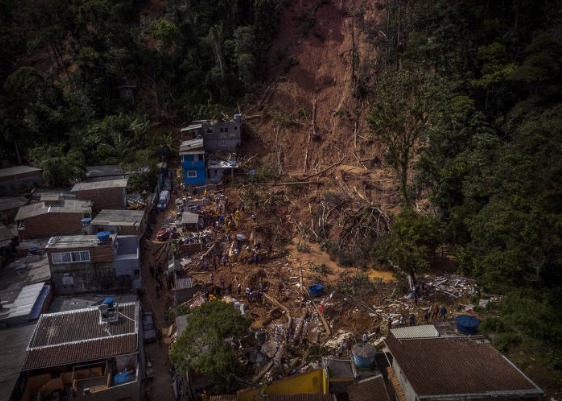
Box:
[304,94,317,173]
[304,157,345,180]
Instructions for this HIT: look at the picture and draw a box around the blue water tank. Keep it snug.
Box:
[81,218,91,227]
[103,297,114,307]
[352,343,376,368]
[113,371,131,385]
[97,231,111,243]
[456,314,480,335]
[309,284,324,297]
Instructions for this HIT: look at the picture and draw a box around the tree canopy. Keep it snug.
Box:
[169,301,251,392]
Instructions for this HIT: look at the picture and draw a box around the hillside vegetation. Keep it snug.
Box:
[1,0,561,395]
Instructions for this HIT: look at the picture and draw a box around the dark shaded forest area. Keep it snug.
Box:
[0,0,561,391]
[0,0,277,187]
[367,0,562,381]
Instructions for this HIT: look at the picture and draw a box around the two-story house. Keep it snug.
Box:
[180,114,242,154]
[180,138,206,186]
[46,232,141,295]
[15,300,145,401]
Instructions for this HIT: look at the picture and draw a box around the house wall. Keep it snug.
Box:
[391,360,417,401]
[79,380,140,401]
[19,213,86,239]
[75,187,126,211]
[115,258,141,289]
[0,205,21,224]
[47,243,114,264]
[202,120,242,153]
[181,154,206,186]
[49,261,134,294]
[237,369,327,401]
[91,223,145,237]
[0,171,42,196]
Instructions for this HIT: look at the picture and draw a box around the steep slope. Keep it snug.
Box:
[243,0,400,213]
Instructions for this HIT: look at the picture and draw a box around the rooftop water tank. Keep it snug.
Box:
[352,343,376,368]
[97,231,111,244]
[81,218,91,227]
[455,314,480,335]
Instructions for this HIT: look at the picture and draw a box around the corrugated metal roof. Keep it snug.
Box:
[45,234,107,249]
[23,302,139,370]
[0,323,36,401]
[181,212,200,225]
[180,124,203,132]
[91,209,145,227]
[15,199,92,220]
[179,139,204,154]
[71,178,128,191]
[384,335,544,397]
[0,165,41,178]
[176,277,194,290]
[390,324,439,339]
[7,283,45,320]
[348,376,391,401]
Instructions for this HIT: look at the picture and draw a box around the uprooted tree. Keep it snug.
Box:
[169,300,251,392]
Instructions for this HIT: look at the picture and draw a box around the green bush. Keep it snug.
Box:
[494,332,523,352]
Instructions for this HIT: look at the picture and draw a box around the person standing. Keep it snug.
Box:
[440,305,448,320]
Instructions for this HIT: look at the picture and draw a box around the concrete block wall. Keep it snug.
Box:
[76,187,126,211]
[20,213,85,239]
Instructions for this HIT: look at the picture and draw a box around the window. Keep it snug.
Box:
[52,250,91,264]
[220,140,227,147]
[187,171,197,178]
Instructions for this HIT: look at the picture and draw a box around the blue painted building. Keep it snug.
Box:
[180,139,206,186]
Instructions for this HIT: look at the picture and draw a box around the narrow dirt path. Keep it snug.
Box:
[141,214,176,401]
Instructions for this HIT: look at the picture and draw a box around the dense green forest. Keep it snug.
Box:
[368,0,562,378]
[0,0,278,188]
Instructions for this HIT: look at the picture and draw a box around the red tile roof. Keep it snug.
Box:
[384,336,543,398]
[348,376,391,401]
[23,302,138,370]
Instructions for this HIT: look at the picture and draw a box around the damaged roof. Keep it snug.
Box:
[179,138,204,154]
[384,335,544,398]
[23,301,139,370]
